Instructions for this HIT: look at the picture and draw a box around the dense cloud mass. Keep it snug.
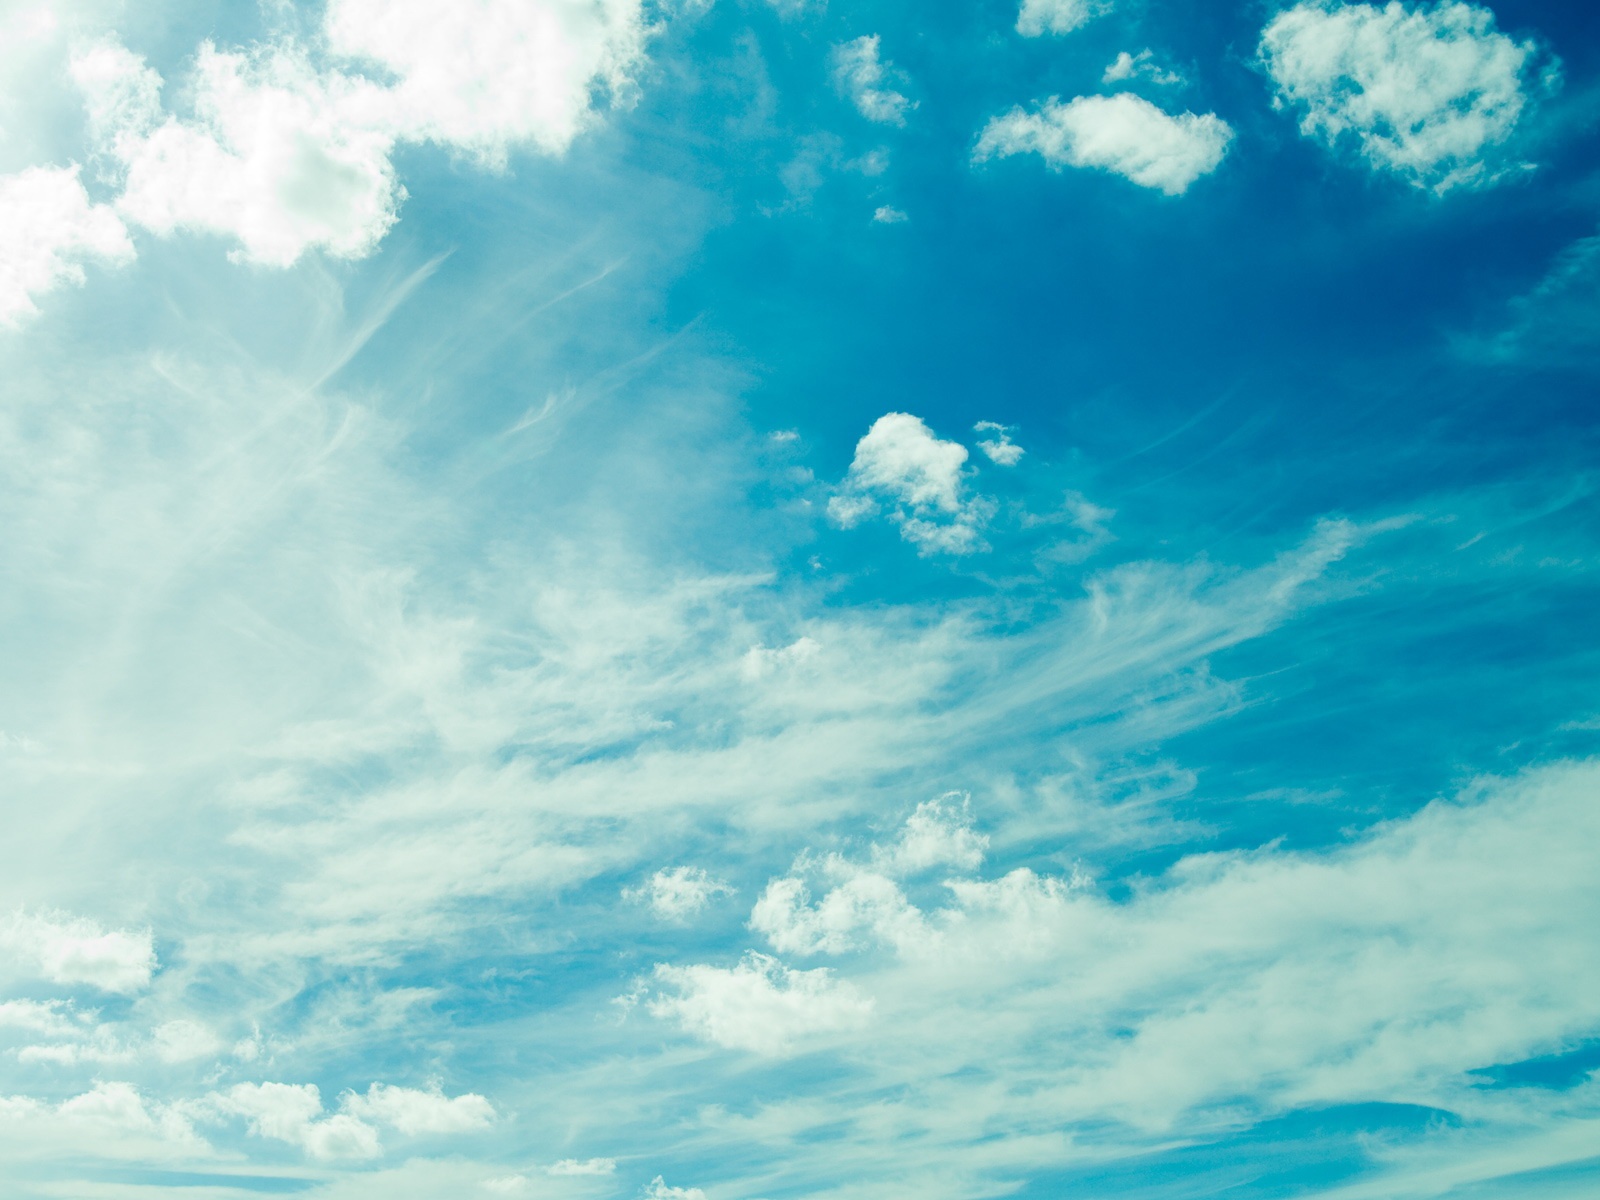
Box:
[0,0,1596,1198]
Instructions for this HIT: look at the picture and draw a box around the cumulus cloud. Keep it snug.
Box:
[644,1178,709,1200]
[342,1082,495,1135]
[73,40,401,267]
[828,412,995,555]
[973,421,1024,466]
[211,1082,381,1160]
[625,866,737,920]
[548,1156,617,1175]
[55,0,657,273]
[872,204,908,224]
[0,164,133,326]
[831,36,914,126]
[976,93,1233,195]
[323,0,651,164]
[646,952,873,1054]
[1016,0,1110,37]
[872,794,989,876]
[1103,49,1184,86]
[1259,1,1545,191]
[0,910,155,993]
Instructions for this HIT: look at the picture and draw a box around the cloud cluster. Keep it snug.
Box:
[6,0,658,316]
[646,952,873,1054]
[976,92,1233,195]
[828,412,996,554]
[0,911,155,994]
[0,165,132,325]
[831,35,914,126]
[625,865,737,921]
[209,1080,493,1160]
[1259,0,1544,191]
[1016,0,1111,38]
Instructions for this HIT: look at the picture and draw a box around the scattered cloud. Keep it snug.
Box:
[0,911,155,994]
[342,1082,495,1135]
[974,421,1024,466]
[828,412,995,555]
[625,866,737,921]
[0,164,133,326]
[1103,49,1184,86]
[831,35,914,126]
[209,1082,380,1160]
[643,1177,709,1200]
[1259,0,1548,191]
[872,204,908,224]
[646,951,873,1054]
[548,1156,618,1175]
[976,93,1233,194]
[1016,0,1111,38]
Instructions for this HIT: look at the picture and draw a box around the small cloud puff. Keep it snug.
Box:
[1103,49,1184,87]
[831,35,914,126]
[342,1082,495,1135]
[0,164,134,327]
[974,421,1024,466]
[625,866,737,921]
[829,412,995,555]
[1,910,156,994]
[644,1178,709,1200]
[1017,0,1111,37]
[873,204,909,224]
[1259,0,1547,192]
[976,93,1232,195]
[646,952,872,1055]
[549,1157,618,1175]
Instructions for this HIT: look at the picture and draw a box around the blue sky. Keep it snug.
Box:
[0,0,1598,1197]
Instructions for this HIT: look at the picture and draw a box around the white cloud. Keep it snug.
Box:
[643,1178,708,1200]
[342,1082,495,1135]
[647,951,873,1054]
[831,35,914,126]
[828,412,995,555]
[1016,0,1110,37]
[976,92,1233,195]
[1103,49,1184,86]
[974,420,1024,466]
[1259,1,1544,191]
[0,164,133,326]
[150,1019,223,1063]
[0,910,155,993]
[212,1082,381,1160]
[741,635,821,681]
[872,204,908,224]
[872,794,989,876]
[625,866,737,920]
[750,869,927,956]
[73,40,401,268]
[323,0,652,164]
[0,999,77,1037]
[548,1156,618,1175]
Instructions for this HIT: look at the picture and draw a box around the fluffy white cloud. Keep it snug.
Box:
[55,0,657,272]
[871,794,989,876]
[976,92,1233,195]
[1103,49,1184,86]
[751,870,927,956]
[0,910,155,993]
[1259,1,1544,191]
[0,164,132,326]
[828,412,995,555]
[973,420,1024,466]
[644,1178,709,1200]
[625,866,737,920]
[212,1082,380,1160]
[1016,0,1110,37]
[323,0,651,164]
[342,1082,495,1135]
[548,1156,617,1175]
[0,999,77,1037]
[872,204,909,224]
[73,40,401,267]
[647,952,873,1054]
[831,35,914,126]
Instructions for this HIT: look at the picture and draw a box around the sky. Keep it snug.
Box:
[0,0,1598,1197]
